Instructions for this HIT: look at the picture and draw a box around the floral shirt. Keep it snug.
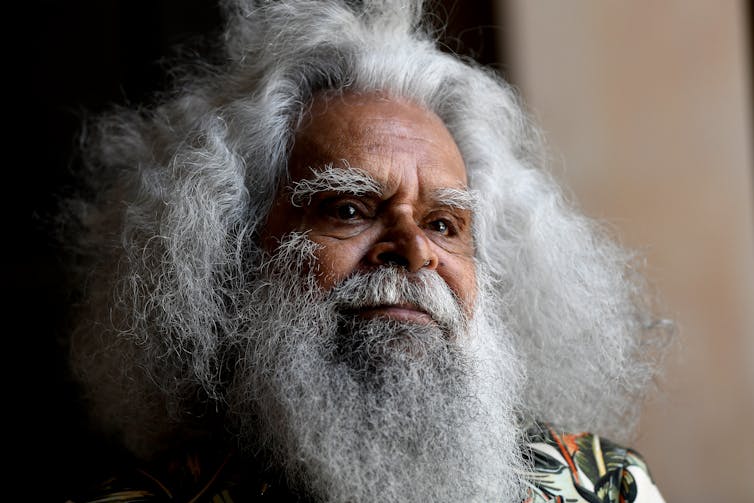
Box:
[521,423,665,502]
[66,423,665,503]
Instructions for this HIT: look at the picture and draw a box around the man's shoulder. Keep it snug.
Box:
[522,422,665,503]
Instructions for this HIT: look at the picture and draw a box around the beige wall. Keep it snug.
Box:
[499,1,754,501]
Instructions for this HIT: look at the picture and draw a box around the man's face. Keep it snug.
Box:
[235,98,523,498]
[262,92,477,319]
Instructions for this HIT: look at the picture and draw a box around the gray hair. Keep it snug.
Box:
[65,0,672,457]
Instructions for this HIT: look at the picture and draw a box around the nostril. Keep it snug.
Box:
[377,251,409,268]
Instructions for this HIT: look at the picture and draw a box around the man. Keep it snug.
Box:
[61,1,671,501]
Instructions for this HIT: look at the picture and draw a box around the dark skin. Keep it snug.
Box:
[262,92,477,324]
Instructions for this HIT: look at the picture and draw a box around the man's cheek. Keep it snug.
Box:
[310,240,364,291]
[440,258,478,318]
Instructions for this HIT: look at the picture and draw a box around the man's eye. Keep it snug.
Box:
[334,202,360,220]
[319,197,371,223]
[429,219,451,235]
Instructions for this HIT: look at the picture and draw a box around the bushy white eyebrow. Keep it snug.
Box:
[431,187,478,213]
[288,162,383,207]
[288,163,477,213]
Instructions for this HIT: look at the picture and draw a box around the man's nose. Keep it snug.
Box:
[366,216,438,273]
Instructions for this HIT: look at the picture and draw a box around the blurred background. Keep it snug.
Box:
[14,1,752,501]
[499,2,754,501]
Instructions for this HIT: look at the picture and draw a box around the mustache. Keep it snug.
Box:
[326,267,468,337]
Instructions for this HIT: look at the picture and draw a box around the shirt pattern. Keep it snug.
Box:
[521,424,665,503]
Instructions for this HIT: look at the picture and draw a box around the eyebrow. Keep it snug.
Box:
[431,187,478,212]
[288,162,383,207]
[287,163,477,212]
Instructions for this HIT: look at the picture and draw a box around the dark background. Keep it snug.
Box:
[12,1,507,500]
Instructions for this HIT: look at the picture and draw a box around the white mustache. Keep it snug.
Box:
[326,267,468,336]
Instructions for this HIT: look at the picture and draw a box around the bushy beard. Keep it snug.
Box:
[226,233,526,502]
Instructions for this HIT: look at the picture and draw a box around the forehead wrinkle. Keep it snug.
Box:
[288,162,384,207]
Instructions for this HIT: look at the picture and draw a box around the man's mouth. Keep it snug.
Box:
[345,303,435,325]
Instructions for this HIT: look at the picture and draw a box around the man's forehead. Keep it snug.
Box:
[298,92,465,156]
[290,92,469,197]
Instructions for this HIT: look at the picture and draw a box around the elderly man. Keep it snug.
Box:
[62,1,671,502]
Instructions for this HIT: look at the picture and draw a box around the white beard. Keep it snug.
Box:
[226,233,527,502]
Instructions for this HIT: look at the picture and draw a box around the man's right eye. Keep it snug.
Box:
[335,202,359,220]
[319,198,370,223]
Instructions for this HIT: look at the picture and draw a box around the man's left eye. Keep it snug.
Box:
[428,219,451,235]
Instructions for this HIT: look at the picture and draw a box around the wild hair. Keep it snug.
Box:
[63,0,672,461]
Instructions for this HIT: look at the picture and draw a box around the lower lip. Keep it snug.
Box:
[355,306,435,325]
